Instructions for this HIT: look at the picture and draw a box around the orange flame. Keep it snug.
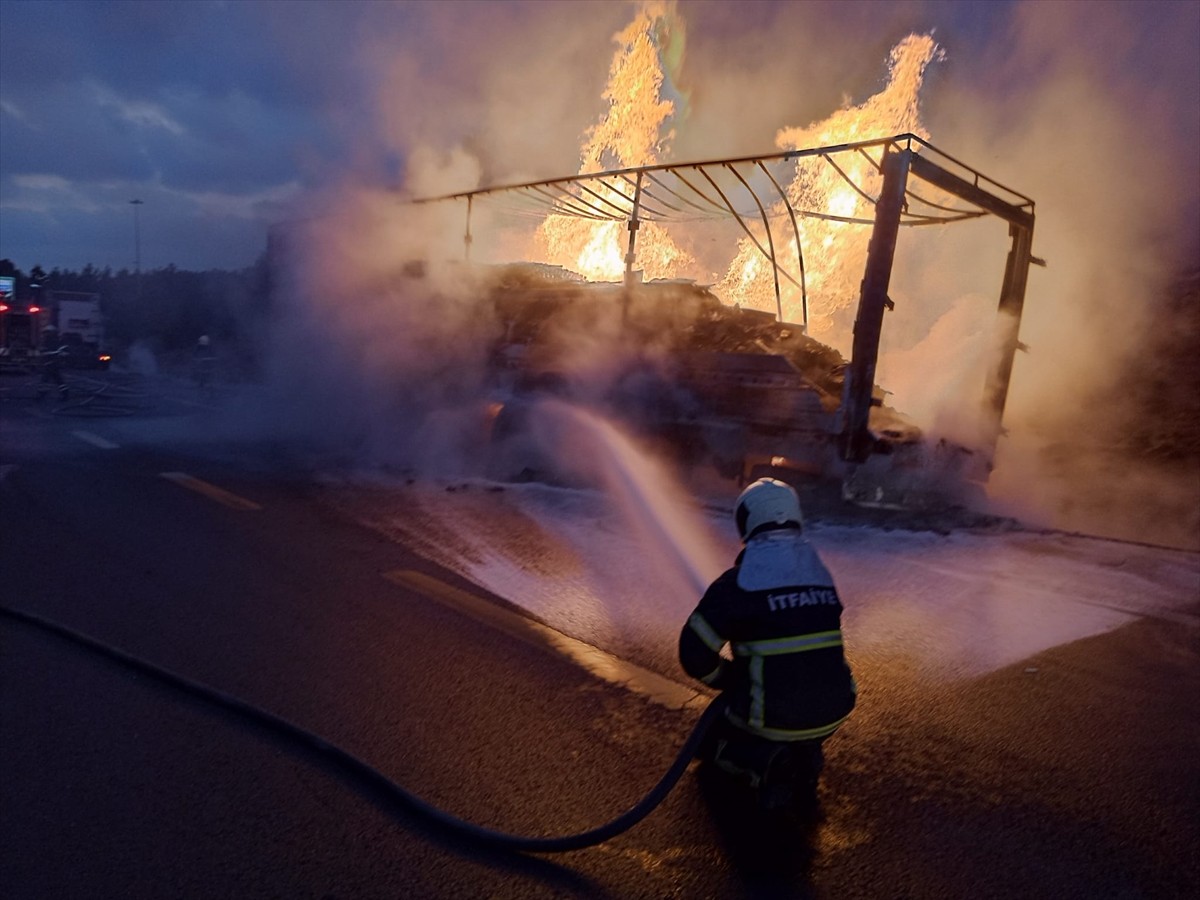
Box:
[533,11,941,345]
[718,34,943,349]
[537,1,693,281]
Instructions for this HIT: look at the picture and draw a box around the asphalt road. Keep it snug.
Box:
[2,371,1198,899]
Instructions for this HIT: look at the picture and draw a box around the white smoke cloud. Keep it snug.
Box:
[916,1,1199,547]
[252,187,500,475]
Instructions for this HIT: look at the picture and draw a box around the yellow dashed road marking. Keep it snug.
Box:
[383,569,703,710]
[159,472,262,511]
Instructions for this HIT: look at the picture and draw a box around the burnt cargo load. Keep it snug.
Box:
[479,264,956,499]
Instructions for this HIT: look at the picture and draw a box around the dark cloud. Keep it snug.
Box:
[0,0,382,270]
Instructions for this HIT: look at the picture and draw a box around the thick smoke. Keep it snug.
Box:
[263,0,1197,547]
[258,180,501,475]
[255,2,675,481]
[915,1,1200,549]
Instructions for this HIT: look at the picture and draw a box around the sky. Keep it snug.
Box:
[1,0,1196,274]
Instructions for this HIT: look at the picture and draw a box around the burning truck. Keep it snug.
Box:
[267,15,1046,508]
[401,20,1042,507]
[414,133,1041,508]
[270,22,1039,507]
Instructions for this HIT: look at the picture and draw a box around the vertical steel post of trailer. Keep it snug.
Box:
[464,196,474,263]
[841,146,911,463]
[624,172,644,289]
[980,220,1035,460]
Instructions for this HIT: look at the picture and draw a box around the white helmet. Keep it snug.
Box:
[735,478,802,541]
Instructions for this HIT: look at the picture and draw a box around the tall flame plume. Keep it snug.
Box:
[536,1,693,281]
[718,34,943,348]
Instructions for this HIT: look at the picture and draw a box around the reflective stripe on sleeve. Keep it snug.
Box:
[699,662,725,686]
[687,613,725,653]
[732,629,842,657]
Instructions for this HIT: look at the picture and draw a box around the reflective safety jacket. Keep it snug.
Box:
[679,528,856,741]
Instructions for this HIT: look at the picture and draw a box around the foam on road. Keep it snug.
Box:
[329,480,1200,683]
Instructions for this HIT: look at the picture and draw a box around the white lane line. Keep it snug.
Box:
[72,430,119,450]
[159,472,263,511]
[383,569,705,711]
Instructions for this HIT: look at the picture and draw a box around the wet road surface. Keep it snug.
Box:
[2,371,1197,898]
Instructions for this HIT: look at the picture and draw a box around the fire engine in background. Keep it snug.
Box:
[0,282,111,373]
[0,275,47,372]
[50,291,111,370]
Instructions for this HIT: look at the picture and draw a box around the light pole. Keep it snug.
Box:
[130,198,144,300]
[129,199,144,272]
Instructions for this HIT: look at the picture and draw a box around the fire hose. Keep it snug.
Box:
[0,603,725,854]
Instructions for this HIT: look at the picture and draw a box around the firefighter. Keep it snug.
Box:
[193,335,216,389]
[679,477,856,809]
